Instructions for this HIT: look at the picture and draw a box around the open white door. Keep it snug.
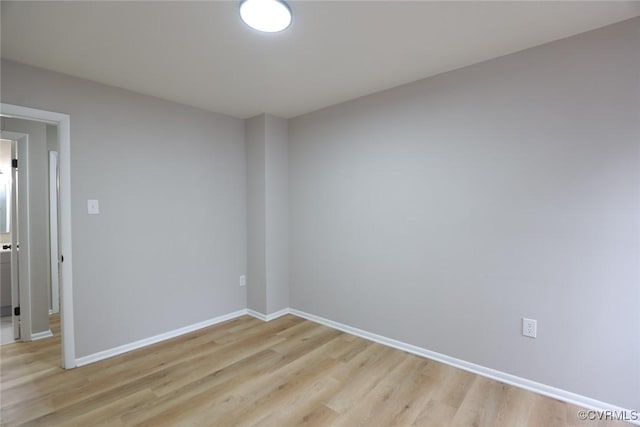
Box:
[49,151,60,314]
[10,140,20,340]
[3,130,31,343]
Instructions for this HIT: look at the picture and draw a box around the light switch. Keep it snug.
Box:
[87,199,100,215]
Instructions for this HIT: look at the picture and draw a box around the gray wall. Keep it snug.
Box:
[289,18,640,410]
[246,114,289,315]
[2,117,51,335]
[46,124,58,152]
[265,115,289,314]
[1,60,247,358]
[246,115,267,314]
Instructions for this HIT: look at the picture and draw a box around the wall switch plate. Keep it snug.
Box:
[522,318,537,338]
[239,275,246,287]
[87,199,100,215]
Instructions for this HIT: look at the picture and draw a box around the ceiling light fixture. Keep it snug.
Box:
[240,0,292,33]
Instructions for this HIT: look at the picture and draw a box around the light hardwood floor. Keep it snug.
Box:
[0,314,629,426]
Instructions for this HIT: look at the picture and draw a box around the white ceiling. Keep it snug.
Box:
[2,1,638,119]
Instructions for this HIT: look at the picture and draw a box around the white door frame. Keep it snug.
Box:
[4,131,31,342]
[1,103,75,369]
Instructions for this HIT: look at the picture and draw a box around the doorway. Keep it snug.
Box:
[1,124,59,346]
[0,104,75,368]
[0,132,30,346]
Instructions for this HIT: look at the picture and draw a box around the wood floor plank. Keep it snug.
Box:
[182,329,345,426]
[120,349,286,426]
[449,376,510,427]
[411,399,458,427]
[325,344,405,413]
[330,355,429,427]
[250,377,342,427]
[0,313,629,426]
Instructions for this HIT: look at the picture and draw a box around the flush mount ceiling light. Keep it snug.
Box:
[240,0,292,33]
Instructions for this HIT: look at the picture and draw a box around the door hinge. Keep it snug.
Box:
[61,255,64,262]
[12,158,18,168]
[14,306,20,316]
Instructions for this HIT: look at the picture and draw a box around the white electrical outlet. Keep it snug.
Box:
[87,199,100,215]
[522,318,537,338]
[239,275,246,287]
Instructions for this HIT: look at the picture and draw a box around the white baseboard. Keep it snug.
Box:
[289,308,639,424]
[75,309,248,367]
[247,307,291,322]
[31,329,53,341]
